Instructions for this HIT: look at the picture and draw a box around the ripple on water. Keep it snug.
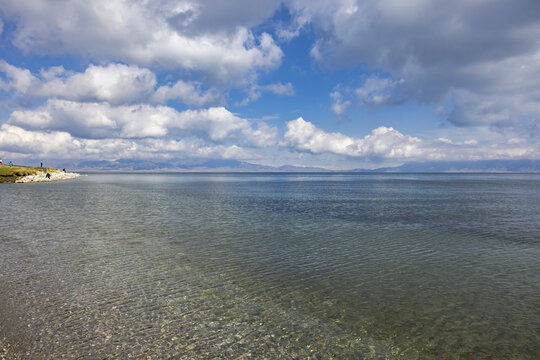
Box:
[0,173,539,359]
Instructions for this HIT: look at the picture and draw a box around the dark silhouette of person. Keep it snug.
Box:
[46,173,51,179]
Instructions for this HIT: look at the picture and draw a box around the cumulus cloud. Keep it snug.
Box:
[0,0,283,85]
[0,61,36,92]
[35,63,156,105]
[0,124,256,160]
[282,117,422,159]
[0,123,82,156]
[0,61,223,107]
[288,0,540,130]
[0,61,156,104]
[282,117,540,162]
[330,90,350,117]
[8,100,278,147]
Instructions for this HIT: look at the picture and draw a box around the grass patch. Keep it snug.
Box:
[0,164,57,183]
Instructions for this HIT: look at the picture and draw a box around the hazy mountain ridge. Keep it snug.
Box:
[360,159,540,173]
[60,159,330,172]
[55,158,540,172]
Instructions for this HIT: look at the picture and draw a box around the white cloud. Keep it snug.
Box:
[171,107,278,146]
[281,117,540,162]
[260,82,295,96]
[0,60,36,92]
[330,91,350,117]
[152,80,222,107]
[282,117,422,159]
[2,119,536,166]
[0,123,82,156]
[0,124,256,160]
[7,100,278,147]
[0,61,221,106]
[1,0,283,85]
[34,63,156,105]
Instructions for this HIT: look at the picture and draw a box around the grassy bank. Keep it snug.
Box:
[0,164,55,183]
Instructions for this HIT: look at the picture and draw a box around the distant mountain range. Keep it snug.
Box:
[59,158,540,173]
[60,158,330,172]
[357,159,540,173]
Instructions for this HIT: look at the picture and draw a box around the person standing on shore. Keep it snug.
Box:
[41,162,43,168]
[9,161,13,166]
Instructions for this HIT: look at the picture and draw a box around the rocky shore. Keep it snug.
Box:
[15,170,83,183]
[1,164,84,183]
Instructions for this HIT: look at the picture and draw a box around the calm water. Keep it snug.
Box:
[0,173,539,359]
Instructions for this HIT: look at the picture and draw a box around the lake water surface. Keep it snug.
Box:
[1,173,539,358]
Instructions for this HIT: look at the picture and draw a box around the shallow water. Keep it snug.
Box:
[0,173,539,359]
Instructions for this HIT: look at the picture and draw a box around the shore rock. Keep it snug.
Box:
[15,171,84,183]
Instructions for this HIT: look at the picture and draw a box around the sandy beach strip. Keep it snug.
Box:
[15,171,84,183]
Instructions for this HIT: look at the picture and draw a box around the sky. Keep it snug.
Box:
[0,0,539,169]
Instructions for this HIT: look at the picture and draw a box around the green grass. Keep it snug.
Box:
[0,164,57,183]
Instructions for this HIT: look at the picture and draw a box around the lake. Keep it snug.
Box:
[1,173,539,358]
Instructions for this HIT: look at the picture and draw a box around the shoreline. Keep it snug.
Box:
[14,170,84,183]
[0,164,84,184]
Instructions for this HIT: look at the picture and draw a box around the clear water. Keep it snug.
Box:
[0,173,539,359]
